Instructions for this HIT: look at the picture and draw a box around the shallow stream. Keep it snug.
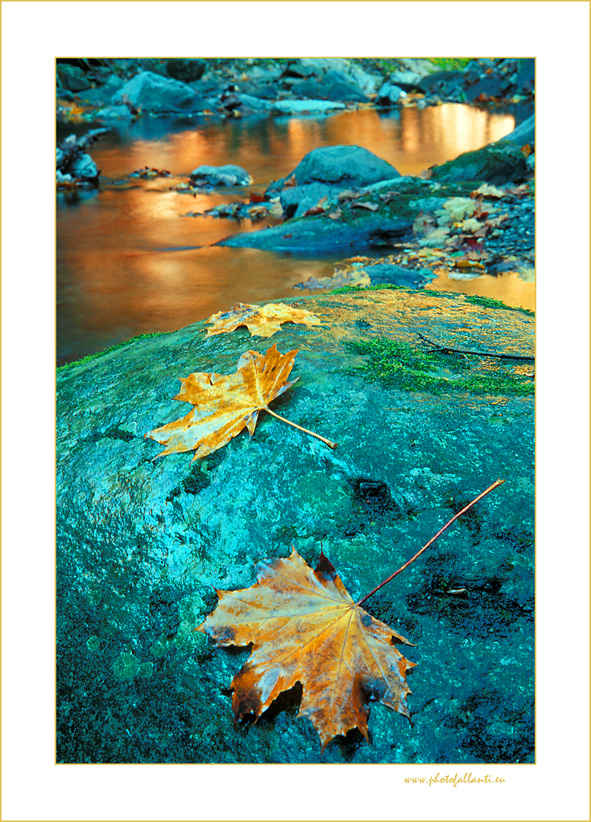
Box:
[57,104,530,365]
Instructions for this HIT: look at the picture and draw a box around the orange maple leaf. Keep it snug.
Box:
[199,549,415,749]
[205,302,324,339]
[145,344,335,460]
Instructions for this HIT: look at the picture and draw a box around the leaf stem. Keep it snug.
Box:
[356,479,505,606]
[265,407,337,449]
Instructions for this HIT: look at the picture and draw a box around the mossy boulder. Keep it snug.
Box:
[220,176,480,254]
[57,289,534,764]
[429,142,528,185]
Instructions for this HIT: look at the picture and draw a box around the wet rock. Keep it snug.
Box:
[238,93,273,111]
[57,63,93,92]
[516,58,535,94]
[290,75,369,103]
[95,104,133,121]
[189,164,252,188]
[418,69,464,94]
[79,74,124,106]
[375,82,406,107]
[387,69,424,91]
[282,58,380,97]
[239,145,404,237]
[57,289,534,763]
[56,128,108,187]
[354,262,435,288]
[112,71,206,113]
[166,58,206,84]
[416,59,535,107]
[70,153,99,180]
[279,182,340,219]
[271,99,346,115]
[269,145,401,193]
[223,176,449,255]
[500,114,535,148]
[429,142,529,185]
[464,74,509,102]
[220,210,412,254]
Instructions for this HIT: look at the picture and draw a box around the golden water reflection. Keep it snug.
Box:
[57,105,526,364]
[426,271,535,312]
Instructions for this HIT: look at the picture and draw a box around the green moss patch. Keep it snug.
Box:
[328,283,407,295]
[57,331,168,373]
[350,337,534,396]
[465,295,534,316]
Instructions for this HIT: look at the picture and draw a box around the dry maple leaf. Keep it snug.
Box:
[205,302,325,339]
[198,549,415,749]
[145,344,335,460]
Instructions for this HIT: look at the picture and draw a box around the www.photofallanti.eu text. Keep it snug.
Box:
[404,772,506,787]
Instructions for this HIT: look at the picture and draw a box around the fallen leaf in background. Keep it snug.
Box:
[130,167,171,179]
[198,549,415,749]
[350,201,379,212]
[440,197,476,222]
[459,218,484,234]
[205,302,325,338]
[471,183,505,199]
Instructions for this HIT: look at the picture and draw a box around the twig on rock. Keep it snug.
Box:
[417,332,535,362]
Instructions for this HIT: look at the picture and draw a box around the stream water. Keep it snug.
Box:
[57,104,532,366]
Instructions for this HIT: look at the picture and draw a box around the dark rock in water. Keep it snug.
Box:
[95,104,133,121]
[78,74,124,107]
[263,145,402,224]
[269,145,401,193]
[429,142,529,185]
[220,211,412,254]
[499,114,535,148]
[189,164,251,187]
[418,69,464,94]
[360,263,436,288]
[464,74,509,103]
[515,58,535,93]
[56,289,534,763]
[238,93,273,112]
[387,69,424,91]
[271,99,346,115]
[112,71,206,113]
[56,63,93,92]
[375,82,406,107]
[56,128,108,187]
[70,153,99,181]
[56,88,76,102]
[290,76,369,103]
[279,182,342,219]
[166,58,206,84]
[414,59,535,107]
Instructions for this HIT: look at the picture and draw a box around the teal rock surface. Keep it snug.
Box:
[57,289,534,763]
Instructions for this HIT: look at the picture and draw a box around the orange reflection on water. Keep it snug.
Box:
[58,105,528,364]
[90,105,516,183]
